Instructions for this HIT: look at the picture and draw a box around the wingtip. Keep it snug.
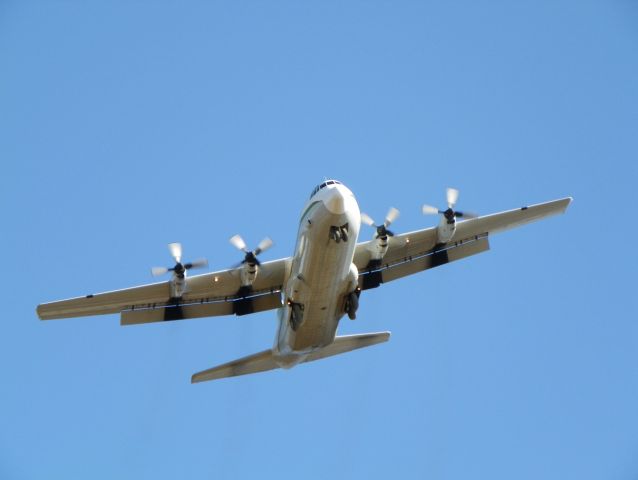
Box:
[191,372,211,384]
[563,196,574,211]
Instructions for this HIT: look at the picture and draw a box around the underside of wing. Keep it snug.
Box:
[453,197,572,239]
[359,235,490,290]
[355,197,571,288]
[120,291,282,325]
[36,281,170,320]
[37,258,288,323]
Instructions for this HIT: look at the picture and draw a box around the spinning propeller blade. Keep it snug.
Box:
[229,235,248,252]
[230,235,274,266]
[168,242,182,263]
[455,210,478,219]
[184,258,208,270]
[360,213,375,227]
[447,187,459,209]
[360,207,400,238]
[151,267,169,277]
[255,237,273,256]
[423,188,478,222]
[384,207,400,227]
[421,204,440,215]
[151,243,207,277]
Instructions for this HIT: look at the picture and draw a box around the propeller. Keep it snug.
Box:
[422,187,477,223]
[151,242,208,277]
[360,207,400,238]
[230,235,273,266]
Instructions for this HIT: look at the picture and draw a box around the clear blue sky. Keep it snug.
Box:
[2,1,637,479]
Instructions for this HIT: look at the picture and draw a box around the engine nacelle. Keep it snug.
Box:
[240,262,259,287]
[369,234,390,261]
[169,275,187,298]
[436,215,456,243]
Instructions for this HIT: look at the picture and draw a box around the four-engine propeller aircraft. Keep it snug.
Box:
[37,181,572,383]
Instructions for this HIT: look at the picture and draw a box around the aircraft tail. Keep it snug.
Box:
[191,331,391,383]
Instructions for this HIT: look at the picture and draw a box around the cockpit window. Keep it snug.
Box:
[309,180,342,199]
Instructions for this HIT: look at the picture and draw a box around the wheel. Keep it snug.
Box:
[334,228,342,243]
[346,291,359,320]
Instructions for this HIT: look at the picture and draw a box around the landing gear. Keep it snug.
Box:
[329,226,342,243]
[345,288,361,320]
[329,223,349,243]
[289,301,304,331]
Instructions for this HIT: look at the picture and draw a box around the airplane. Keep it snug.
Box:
[37,181,572,383]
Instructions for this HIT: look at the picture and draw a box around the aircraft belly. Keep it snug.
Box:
[292,254,346,349]
[292,234,350,349]
[276,201,360,359]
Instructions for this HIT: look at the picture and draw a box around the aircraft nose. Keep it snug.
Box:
[324,189,346,214]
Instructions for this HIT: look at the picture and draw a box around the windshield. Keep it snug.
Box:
[309,180,341,199]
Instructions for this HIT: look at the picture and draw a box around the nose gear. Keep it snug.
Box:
[329,223,349,243]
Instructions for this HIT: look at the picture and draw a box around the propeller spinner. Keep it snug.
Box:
[151,242,208,278]
[230,235,273,266]
[361,207,400,238]
[422,188,477,224]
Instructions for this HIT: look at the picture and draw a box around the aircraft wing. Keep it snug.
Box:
[37,258,288,324]
[354,197,572,289]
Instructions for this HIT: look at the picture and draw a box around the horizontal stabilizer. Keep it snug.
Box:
[304,331,390,362]
[191,331,391,383]
[191,349,278,383]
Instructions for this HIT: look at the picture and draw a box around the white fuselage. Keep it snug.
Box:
[272,181,361,368]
